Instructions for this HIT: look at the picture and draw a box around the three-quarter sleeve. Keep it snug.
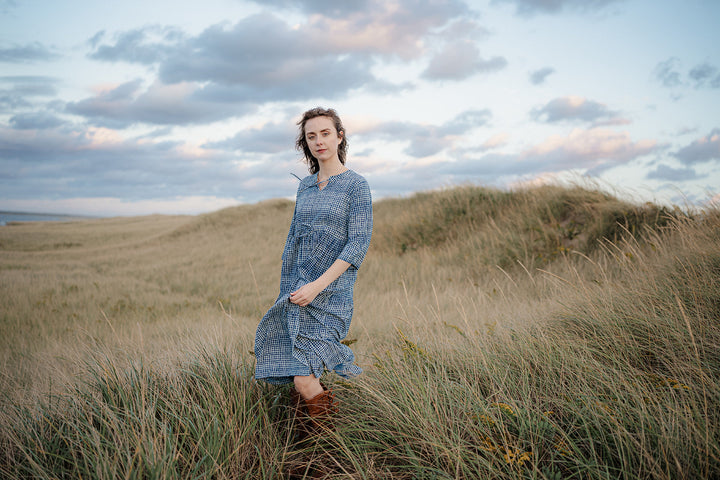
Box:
[280,182,303,260]
[338,178,373,269]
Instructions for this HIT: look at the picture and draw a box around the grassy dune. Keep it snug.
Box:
[0,185,718,479]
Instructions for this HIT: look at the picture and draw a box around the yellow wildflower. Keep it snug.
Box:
[473,413,495,426]
[491,402,515,416]
[667,378,690,390]
[478,436,497,452]
[502,447,532,466]
[554,438,572,457]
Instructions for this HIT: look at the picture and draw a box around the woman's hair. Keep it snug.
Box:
[296,107,348,174]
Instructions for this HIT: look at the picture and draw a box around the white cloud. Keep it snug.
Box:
[493,0,625,16]
[674,128,720,164]
[67,80,256,127]
[422,40,507,81]
[529,66,555,85]
[0,196,240,216]
[521,128,657,171]
[531,96,623,124]
[481,133,509,150]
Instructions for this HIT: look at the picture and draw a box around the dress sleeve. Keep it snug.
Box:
[338,178,373,269]
[281,182,301,260]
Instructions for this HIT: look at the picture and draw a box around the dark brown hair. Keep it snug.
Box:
[296,107,348,174]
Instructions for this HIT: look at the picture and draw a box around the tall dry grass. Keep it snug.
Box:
[0,185,717,478]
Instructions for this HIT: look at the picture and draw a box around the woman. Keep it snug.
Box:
[254,107,372,433]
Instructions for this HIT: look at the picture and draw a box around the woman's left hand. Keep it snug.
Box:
[289,281,322,306]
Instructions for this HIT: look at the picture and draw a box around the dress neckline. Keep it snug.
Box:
[315,168,350,191]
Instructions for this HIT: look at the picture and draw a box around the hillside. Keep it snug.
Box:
[0,185,680,381]
[1,184,718,478]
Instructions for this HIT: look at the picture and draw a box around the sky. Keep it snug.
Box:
[1,0,719,216]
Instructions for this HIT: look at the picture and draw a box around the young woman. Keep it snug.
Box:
[254,107,372,432]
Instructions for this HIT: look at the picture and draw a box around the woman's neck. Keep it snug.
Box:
[317,159,347,180]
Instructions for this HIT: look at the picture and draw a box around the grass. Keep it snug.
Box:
[0,184,718,478]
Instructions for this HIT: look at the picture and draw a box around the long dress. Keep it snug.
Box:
[254,169,373,385]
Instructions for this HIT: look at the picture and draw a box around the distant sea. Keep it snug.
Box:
[0,212,93,226]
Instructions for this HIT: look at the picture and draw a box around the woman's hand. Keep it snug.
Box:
[289,281,322,306]
[289,259,351,307]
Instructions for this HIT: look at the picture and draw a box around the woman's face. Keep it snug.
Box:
[304,116,343,164]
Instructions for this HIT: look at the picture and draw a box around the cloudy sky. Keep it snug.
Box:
[1,0,719,216]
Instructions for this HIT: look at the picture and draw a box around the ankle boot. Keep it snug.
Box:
[303,383,339,433]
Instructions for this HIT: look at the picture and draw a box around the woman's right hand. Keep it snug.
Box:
[289,281,321,307]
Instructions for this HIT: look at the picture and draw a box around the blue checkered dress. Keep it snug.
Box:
[254,169,373,385]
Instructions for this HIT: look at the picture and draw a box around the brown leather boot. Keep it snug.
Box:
[286,385,338,478]
[303,383,339,433]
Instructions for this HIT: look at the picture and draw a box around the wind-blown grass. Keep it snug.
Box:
[1,185,718,478]
[342,216,719,478]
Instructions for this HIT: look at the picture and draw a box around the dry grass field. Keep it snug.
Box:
[1,184,718,479]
